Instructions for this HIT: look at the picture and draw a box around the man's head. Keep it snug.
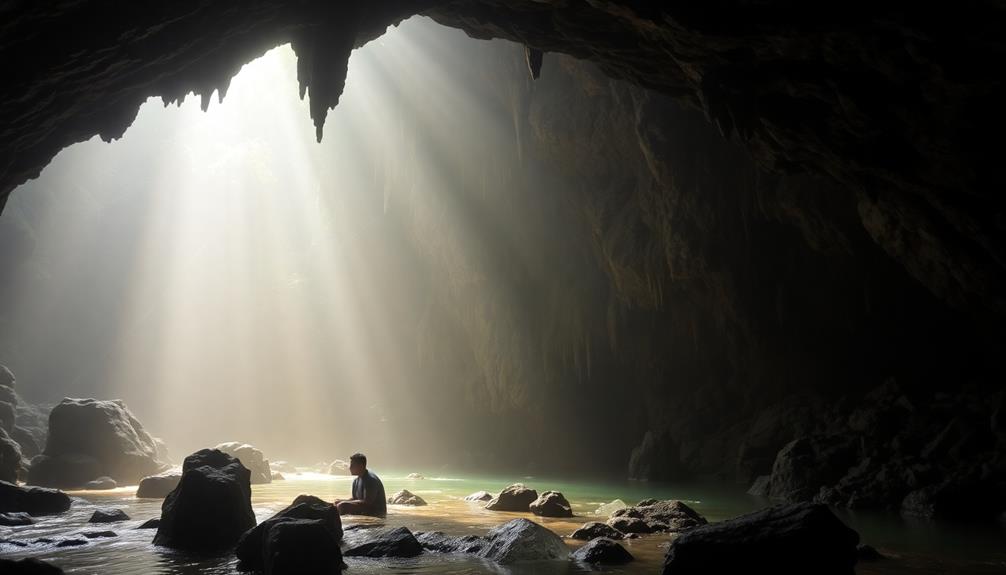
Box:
[349,452,367,476]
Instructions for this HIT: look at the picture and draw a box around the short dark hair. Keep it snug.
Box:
[350,452,367,466]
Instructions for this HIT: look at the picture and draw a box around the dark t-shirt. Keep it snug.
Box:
[351,469,387,517]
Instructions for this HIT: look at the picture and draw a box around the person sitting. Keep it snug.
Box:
[334,452,387,517]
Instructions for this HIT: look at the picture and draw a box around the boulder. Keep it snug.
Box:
[606,516,651,534]
[636,498,659,506]
[263,519,345,574]
[0,427,22,483]
[415,531,487,553]
[608,500,706,534]
[214,442,271,484]
[388,489,427,506]
[464,490,492,502]
[236,494,342,571]
[28,398,166,487]
[0,511,34,526]
[477,518,568,564]
[661,502,859,575]
[530,490,573,517]
[80,530,117,539]
[485,483,538,512]
[153,449,256,552]
[136,472,181,498]
[0,558,65,574]
[747,475,771,497]
[342,525,422,558]
[0,480,71,515]
[137,518,160,529]
[594,499,627,516]
[570,521,624,540]
[89,508,129,522]
[83,476,116,490]
[767,435,859,502]
[571,537,634,564]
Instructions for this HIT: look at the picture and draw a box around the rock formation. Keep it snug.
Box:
[213,442,272,485]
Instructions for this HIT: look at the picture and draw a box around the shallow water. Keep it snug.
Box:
[2,471,1004,574]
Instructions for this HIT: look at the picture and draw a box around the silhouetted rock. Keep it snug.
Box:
[0,557,65,574]
[0,480,71,515]
[236,494,342,571]
[263,519,345,574]
[485,483,537,512]
[608,500,706,534]
[214,442,271,484]
[388,489,426,506]
[153,449,256,552]
[477,518,568,564]
[571,537,633,564]
[464,490,492,501]
[661,502,859,575]
[0,428,22,483]
[570,521,624,540]
[530,490,572,517]
[82,476,116,490]
[89,508,129,523]
[136,472,181,498]
[343,525,422,558]
[415,531,486,553]
[0,511,34,526]
[28,398,166,488]
[137,518,160,529]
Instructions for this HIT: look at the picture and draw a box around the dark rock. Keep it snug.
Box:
[136,472,181,498]
[89,508,129,522]
[54,538,87,547]
[661,502,859,575]
[0,480,71,515]
[236,494,342,571]
[570,521,624,540]
[0,511,34,526]
[857,543,885,561]
[476,518,568,564]
[606,516,651,534]
[80,530,116,538]
[900,479,998,520]
[388,489,427,506]
[0,428,22,483]
[571,537,634,565]
[529,490,572,517]
[214,442,271,484]
[0,557,65,574]
[484,483,537,512]
[83,476,116,490]
[153,448,256,552]
[768,435,859,502]
[628,431,685,481]
[137,518,160,529]
[747,475,771,497]
[609,500,706,533]
[464,490,492,501]
[343,525,422,558]
[415,531,486,553]
[636,498,659,506]
[263,519,345,574]
[29,398,166,488]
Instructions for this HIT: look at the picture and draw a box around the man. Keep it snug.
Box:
[334,452,387,517]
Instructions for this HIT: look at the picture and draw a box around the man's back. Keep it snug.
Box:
[351,469,387,517]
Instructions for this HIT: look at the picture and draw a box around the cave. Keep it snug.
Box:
[1,2,1004,574]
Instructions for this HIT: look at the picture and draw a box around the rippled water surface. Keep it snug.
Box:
[2,471,1004,574]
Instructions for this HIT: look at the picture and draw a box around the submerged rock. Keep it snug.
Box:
[153,449,256,553]
[28,398,167,488]
[530,490,573,517]
[570,521,624,540]
[608,500,706,534]
[661,502,859,575]
[0,480,71,515]
[82,476,116,490]
[477,518,568,564]
[213,442,271,485]
[0,557,65,574]
[89,508,129,523]
[236,494,342,572]
[0,511,34,526]
[485,483,538,512]
[571,537,634,564]
[343,525,422,558]
[80,530,117,538]
[464,490,492,502]
[388,489,427,506]
[136,472,181,498]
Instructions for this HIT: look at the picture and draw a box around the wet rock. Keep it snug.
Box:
[0,427,22,483]
[768,435,859,502]
[570,521,624,540]
[606,516,650,534]
[0,480,71,515]
[136,472,181,498]
[571,537,634,564]
[477,518,568,564]
[388,489,427,506]
[608,500,706,534]
[83,476,116,490]
[415,531,486,553]
[153,449,256,552]
[89,508,129,522]
[0,557,65,574]
[485,483,538,512]
[464,490,492,501]
[80,530,116,538]
[54,538,87,547]
[530,490,573,517]
[263,519,345,574]
[0,511,34,526]
[29,398,166,488]
[137,518,160,529]
[214,442,271,485]
[343,525,422,558]
[661,502,859,575]
[857,543,885,561]
[236,494,342,571]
